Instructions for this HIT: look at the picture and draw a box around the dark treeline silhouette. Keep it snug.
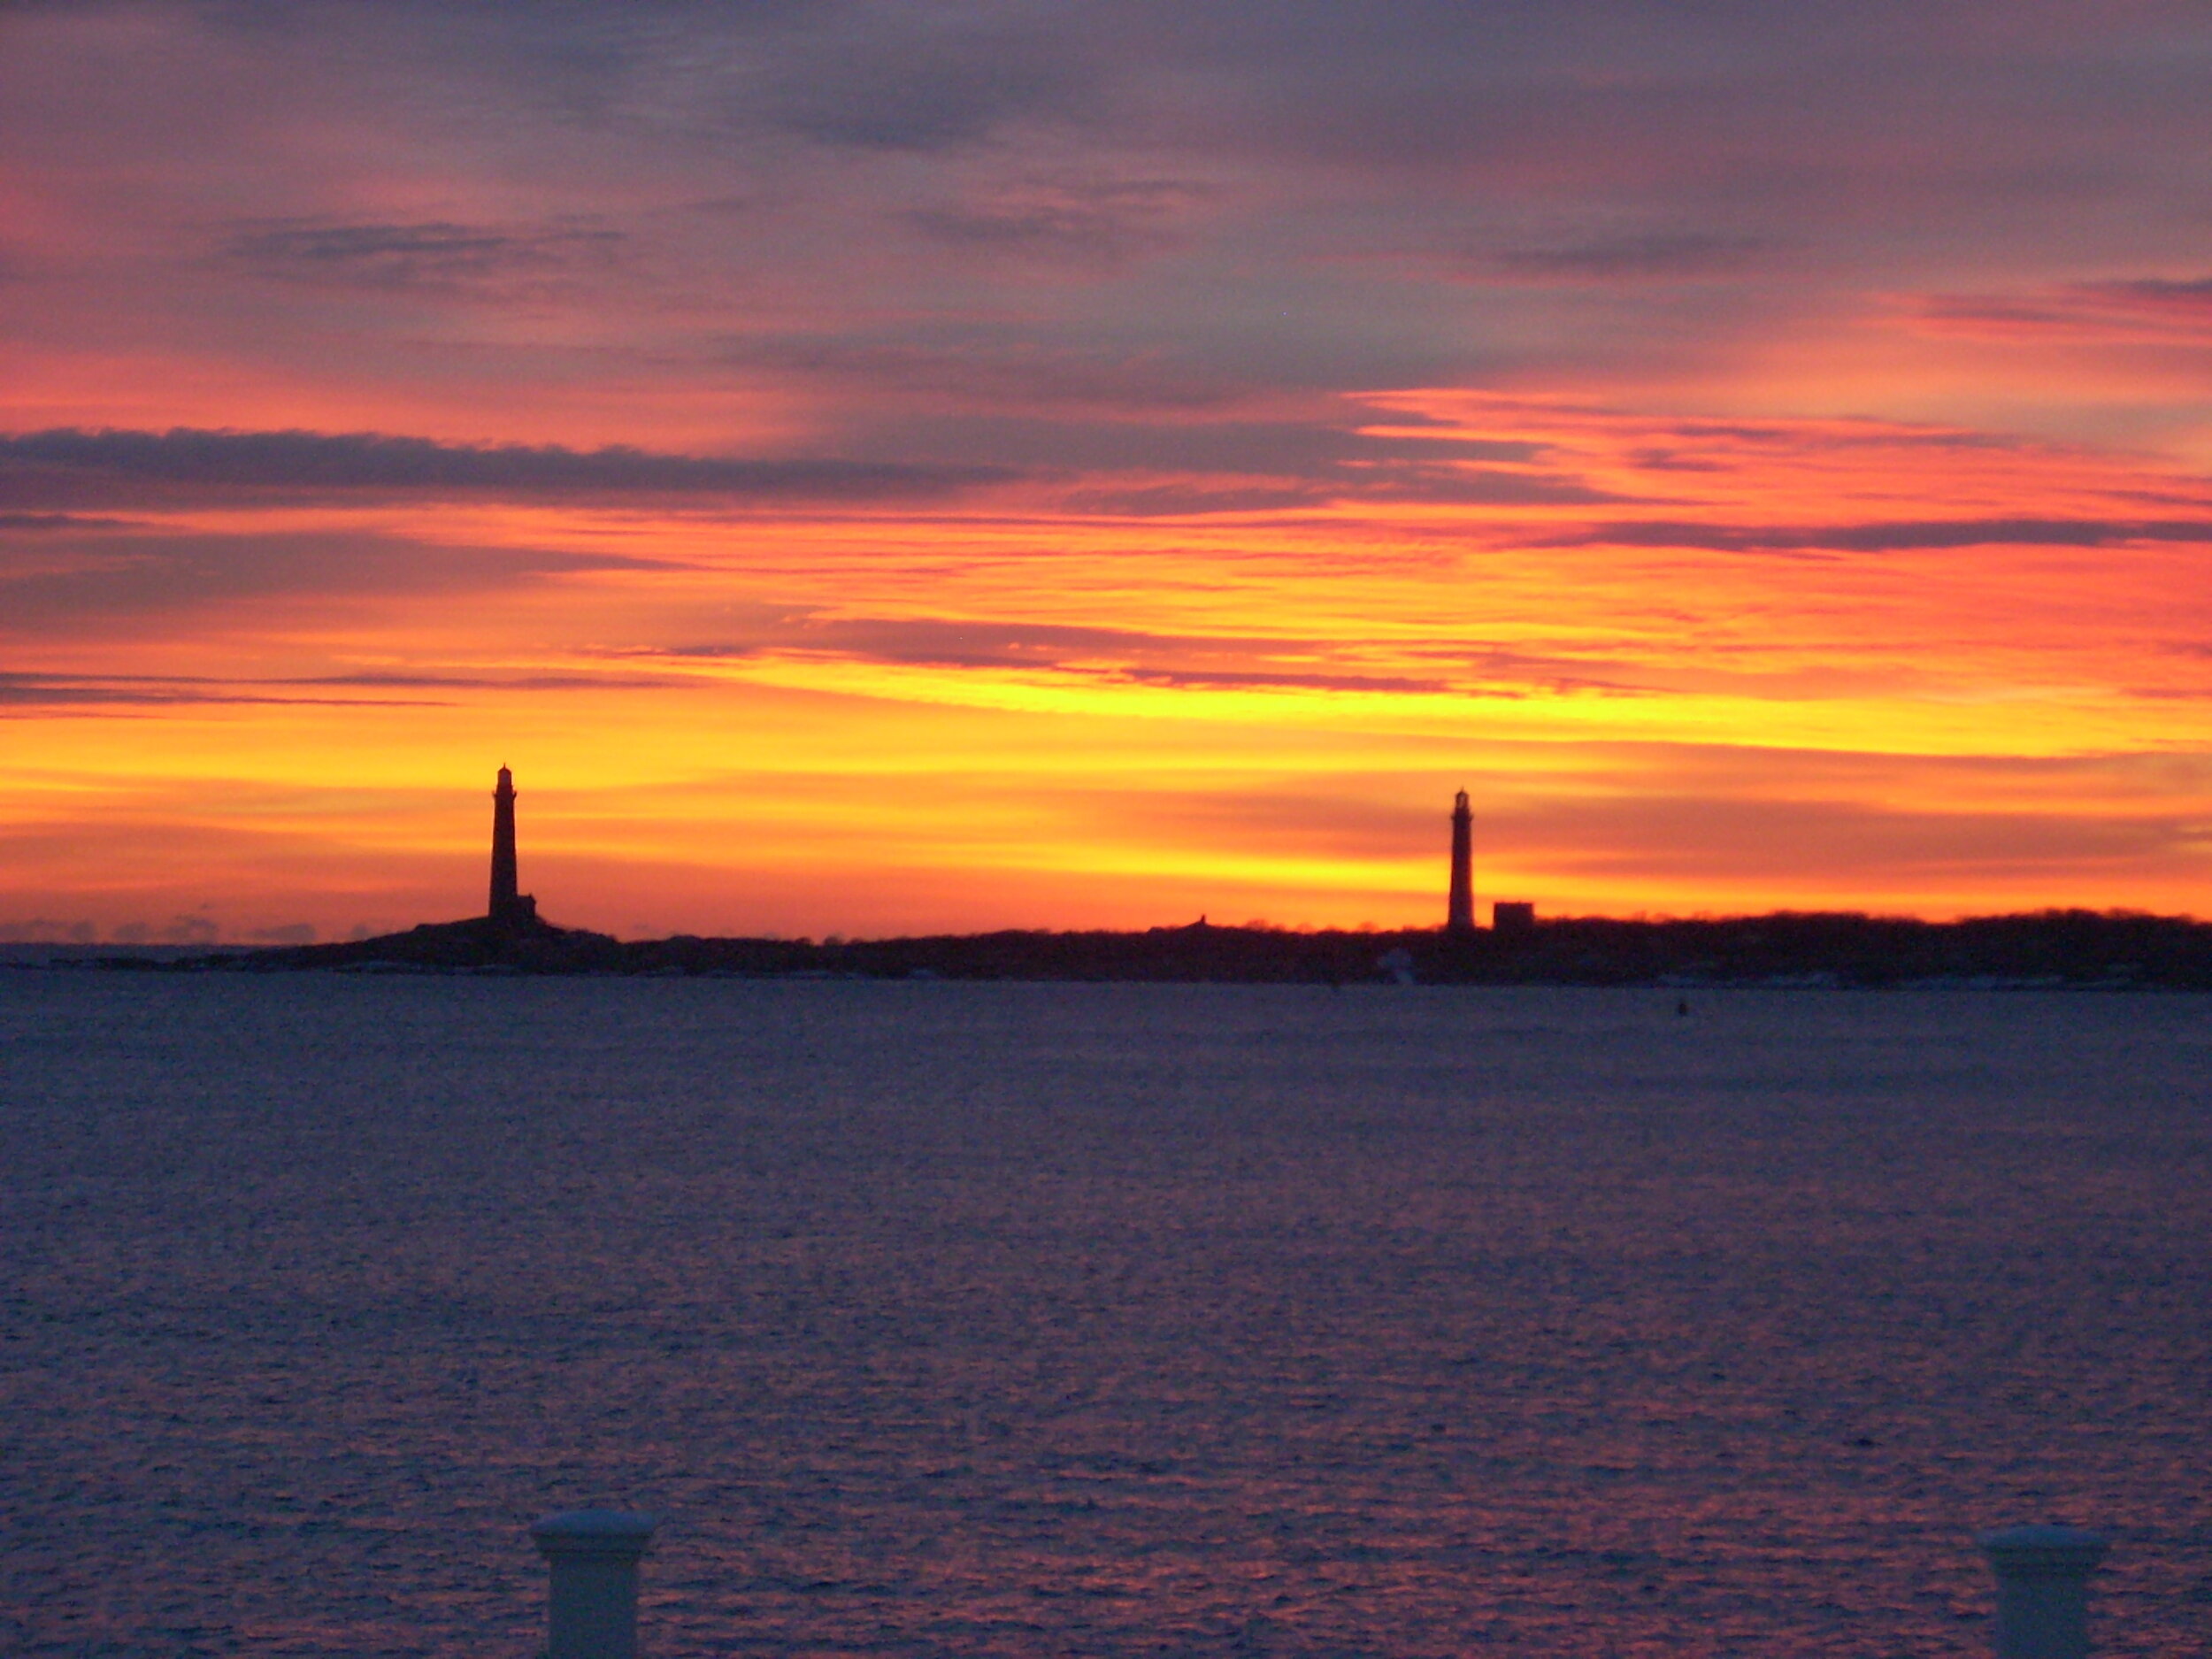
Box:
[167,907,2212,987]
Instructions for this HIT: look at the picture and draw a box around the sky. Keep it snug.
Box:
[5,1,2212,942]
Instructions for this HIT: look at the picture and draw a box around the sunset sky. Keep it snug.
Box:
[6,2,2212,941]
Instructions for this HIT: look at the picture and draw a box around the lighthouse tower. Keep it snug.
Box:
[488,766,538,926]
[1446,788,1475,933]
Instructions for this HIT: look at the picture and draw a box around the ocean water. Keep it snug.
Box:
[0,975,2207,1658]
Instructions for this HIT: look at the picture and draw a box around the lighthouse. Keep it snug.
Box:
[488,766,538,926]
[1446,788,1475,933]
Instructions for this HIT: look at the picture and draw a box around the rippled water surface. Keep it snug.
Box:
[2,974,2208,1656]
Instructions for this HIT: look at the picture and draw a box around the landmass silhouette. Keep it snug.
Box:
[98,770,2212,987]
[220,906,2212,987]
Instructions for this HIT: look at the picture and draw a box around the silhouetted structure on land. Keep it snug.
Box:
[489,765,538,927]
[1446,789,1475,932]
[187,765,617,972]
[1494,901,1536,936]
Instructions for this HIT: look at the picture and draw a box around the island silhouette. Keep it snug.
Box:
[194,769,2212,988]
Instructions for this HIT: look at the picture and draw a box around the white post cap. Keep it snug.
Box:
[531,1509,658,1559]
[1978,1524,2108,1577]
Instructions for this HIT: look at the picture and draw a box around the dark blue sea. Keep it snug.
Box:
[2,974,2207,1656]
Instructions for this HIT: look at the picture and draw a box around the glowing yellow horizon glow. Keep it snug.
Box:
[5,394,2212,942]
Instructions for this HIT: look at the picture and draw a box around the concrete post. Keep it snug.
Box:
[531,1509,657,1659]
[1978,1524,2108,1659]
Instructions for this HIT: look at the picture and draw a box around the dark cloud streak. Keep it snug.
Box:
[1477,233,1772,283]
[0,427,1010,508]
[0,511,134,531]
[222,219,625,291]
[1547,518,2212,553]
[0,527,667,626]
[0,672,442,710]
[0,667,689,710]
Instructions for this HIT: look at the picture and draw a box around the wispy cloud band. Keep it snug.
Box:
[0,428,1010,507]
